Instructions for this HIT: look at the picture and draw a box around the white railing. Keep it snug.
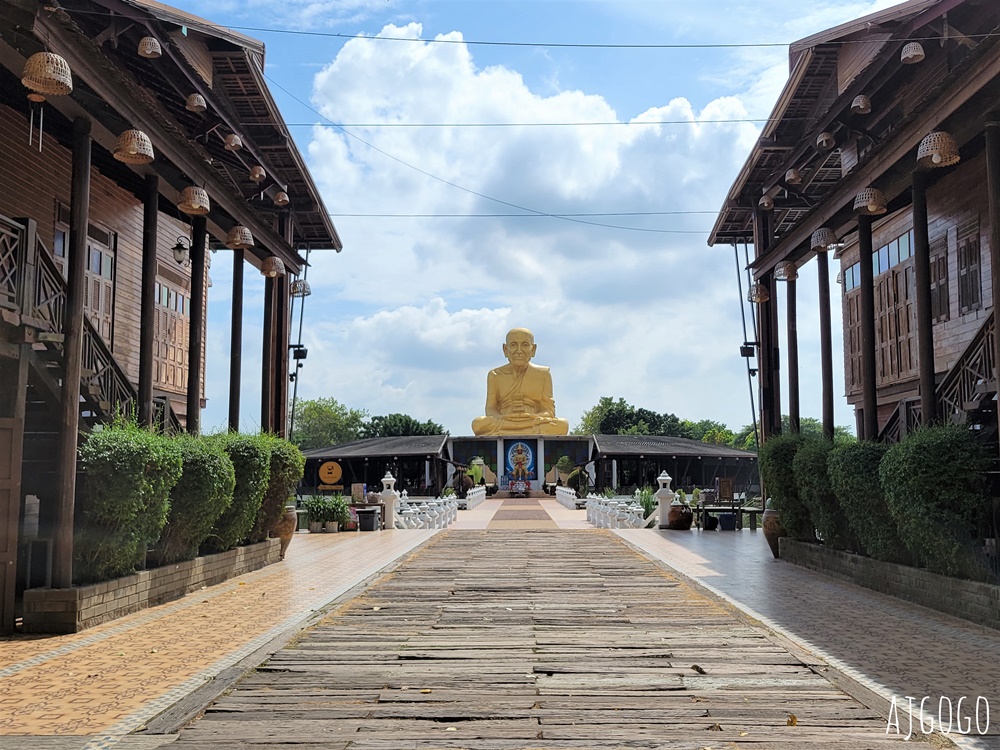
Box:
[393,490,460,530]
[585,494,654,529]
[465,485,487,510]
[555,486,578,509]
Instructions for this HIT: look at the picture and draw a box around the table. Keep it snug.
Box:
[698,504,763,531]
[349,502,385,530]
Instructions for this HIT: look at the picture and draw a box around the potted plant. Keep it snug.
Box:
[327,494,350,532]
[301,495,329,533]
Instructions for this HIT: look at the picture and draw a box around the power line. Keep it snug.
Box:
[330,211,719,217]
[264,73,704,235]
[284,118,798,128]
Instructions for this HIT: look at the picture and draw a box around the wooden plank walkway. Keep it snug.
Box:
[168,530,909,749]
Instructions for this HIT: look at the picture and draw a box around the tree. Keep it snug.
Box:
[362,413,445,438]
[574,396,687,437]
[732,416,855,453]
[291,397,368,450]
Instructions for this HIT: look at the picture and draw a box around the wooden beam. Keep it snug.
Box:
[985,114,1000,462]
[261,276,274,433]
[54,117,91,590]
[186,216,207,434]
[138,174,157,427]
[785,274,799,434]
[858,215,878,440]
[911,169,937,425]
[816,251,835,440]
[228,249,244,432]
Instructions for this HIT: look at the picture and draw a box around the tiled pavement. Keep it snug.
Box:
[4,502,1000,748]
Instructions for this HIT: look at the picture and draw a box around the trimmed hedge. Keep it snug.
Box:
[249,436,305,543]
[793,438,852,550]
[203,433,271,553]
[74,420,183,584]
[759,433,813,541]
[828,441,907,563]
[879,425,991,579]
[150,435,236,566]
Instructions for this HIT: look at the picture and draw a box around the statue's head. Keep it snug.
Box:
[503,328,536,369]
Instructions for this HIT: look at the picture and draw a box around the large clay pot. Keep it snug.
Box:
[666,502,694,530]
[762,508,786,559]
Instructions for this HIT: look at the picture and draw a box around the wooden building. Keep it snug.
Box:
[709,0,1000,446]
[0,0,341,632]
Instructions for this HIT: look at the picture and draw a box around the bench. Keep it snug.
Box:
[698,504,763,531]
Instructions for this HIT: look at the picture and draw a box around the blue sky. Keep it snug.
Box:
[172,0,905,437]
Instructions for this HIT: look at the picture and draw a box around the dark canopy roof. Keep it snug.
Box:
[303,435,449,460]
[592,434,755,459]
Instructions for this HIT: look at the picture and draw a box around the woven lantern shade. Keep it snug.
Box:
[816,131,836,151]
[138,36,162,59]
[850,95,872,115]
[185,93,207,113]
[113,129,154,164]
[250,166,266,183]
[758,195,774,211]
[811,227,838,251]
[261,256,285,278]
[784,168,802,185]
[226,225,254,250]
[854,187,888,216]
[917,131,960,168]
[21,52,73,97]
[290,279,312,297]
[273,190,290,207]
[747,282,770,304]
[224,134,243,151]
[177,186,210,216]
[774,261,798,281]
[901,41,925,64]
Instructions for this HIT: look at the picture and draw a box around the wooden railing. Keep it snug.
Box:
[0,214,25,312]
[879,313,994,442]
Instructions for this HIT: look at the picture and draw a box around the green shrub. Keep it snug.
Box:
[828,441,908,562]
[793,438,852,550]
[150,435,235,566]
[203,433,270,552]
[566,468,589,497]
[74,419,183,584]
[248,436,305,543]
[759,433,812,541]
[879,425,992,579]
[328,494,350,526]
[301,495,331,523]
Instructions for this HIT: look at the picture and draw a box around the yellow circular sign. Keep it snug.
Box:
[318,461,343,485]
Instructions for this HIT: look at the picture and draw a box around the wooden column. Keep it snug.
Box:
[912,169,936,425]
[137,175,158,427]
[858,214,879,440]
[768,270,781,437]
[186,217,207,434]
[753,208,780,440]
[273,275,290,438]
[786,272,800,434]
[228,249,244,432]
[53,118,91,589]
[816,251,835,440]
[986,114,1000,459]
[261,274,275,433]
[0,347,29,632]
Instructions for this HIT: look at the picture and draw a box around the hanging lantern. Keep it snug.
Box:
[112,129,154,164]
[185,93,207,113]
[21,52,73,97]
[747,282,770,304]
[250,166,266,183]
[774,261,798,281]
[226,225,254,250]
[137,36,163,59]
[917,131,960,168]
[901,41,925,64]
[850,95,872,115]
[816,131,836,151]
[854,187,887,216]
[758,195,774,211]
[261,256,285,278]
[177,186,210,215]
[784,168,802,185]
[224,134,243,151]
[811,227,838,251]
[273,190,290,207]
[290,279,312,297]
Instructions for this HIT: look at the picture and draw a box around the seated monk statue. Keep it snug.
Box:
[471,327,570,436]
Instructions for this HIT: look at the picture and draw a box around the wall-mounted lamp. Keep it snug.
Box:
[171,236,190,266]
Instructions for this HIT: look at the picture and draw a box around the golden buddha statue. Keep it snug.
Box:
[471,328,570,436]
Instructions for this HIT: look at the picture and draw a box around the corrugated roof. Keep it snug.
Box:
[303,435,449,459]
[592,435,755,459]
